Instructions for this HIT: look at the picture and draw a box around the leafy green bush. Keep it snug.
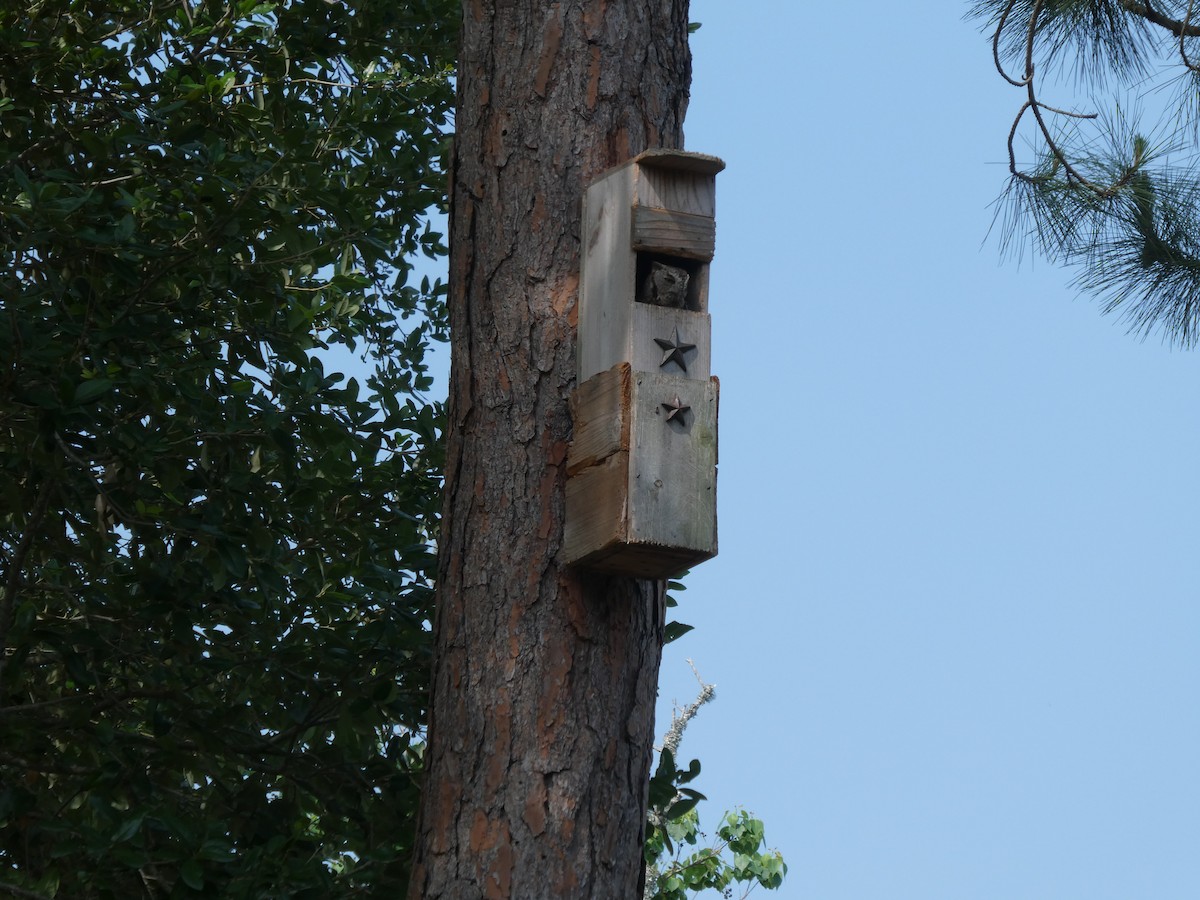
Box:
[0,2,454,895]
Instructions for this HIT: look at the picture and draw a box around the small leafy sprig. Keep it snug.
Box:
[643,574,786,899]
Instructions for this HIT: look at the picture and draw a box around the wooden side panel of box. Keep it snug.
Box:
[567,363,631,476]
[564,364,629,568]
[578,167,636,383]
[563,451,630,569]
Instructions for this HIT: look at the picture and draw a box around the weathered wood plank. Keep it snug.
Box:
[578,165,635,382]
[630,306,710,378]
[634,167,717,217]
[568,541,709,579]
[631,207,715,260]
[627,372,718,555]
[567,363,631,475]
[631,148,725,176]
[562,451,628,566]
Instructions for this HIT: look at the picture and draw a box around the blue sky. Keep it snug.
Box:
[651,2,1200,898]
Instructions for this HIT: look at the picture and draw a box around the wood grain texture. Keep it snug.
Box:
[627,372,717,554]
[632,148,725,175]
[634,162,719,217]
[563,451,630,564]
[578,167,636,383]
[631,207,716,260]
[630,304,711,377]
[566,362,631,476]
[408,1,693,897]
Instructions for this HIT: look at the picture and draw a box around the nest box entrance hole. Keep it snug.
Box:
[634,252,706,313]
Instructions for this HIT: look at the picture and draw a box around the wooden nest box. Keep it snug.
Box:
[564,149,725,579]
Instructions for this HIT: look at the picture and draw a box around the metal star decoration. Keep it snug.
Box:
[653,326,696,372]
[661,394,690,423]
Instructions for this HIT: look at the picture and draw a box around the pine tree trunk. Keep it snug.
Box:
[407,1,692,896]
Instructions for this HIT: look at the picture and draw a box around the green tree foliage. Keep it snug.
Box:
[646,807,787,900]
[0,1,454,896]
[973,0,1200,346]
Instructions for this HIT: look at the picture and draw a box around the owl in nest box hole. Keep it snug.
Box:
[637,261,690,309]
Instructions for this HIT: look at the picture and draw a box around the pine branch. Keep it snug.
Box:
[1119,0,1200,37]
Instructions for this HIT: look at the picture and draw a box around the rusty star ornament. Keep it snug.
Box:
[654,326,696,372]
[661,394,690,423]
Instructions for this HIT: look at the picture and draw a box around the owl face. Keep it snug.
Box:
[639,260,690,308]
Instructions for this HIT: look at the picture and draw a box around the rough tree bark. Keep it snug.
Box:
[407,1,692,897]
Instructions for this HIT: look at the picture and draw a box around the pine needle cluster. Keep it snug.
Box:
[973,0,1200,346]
